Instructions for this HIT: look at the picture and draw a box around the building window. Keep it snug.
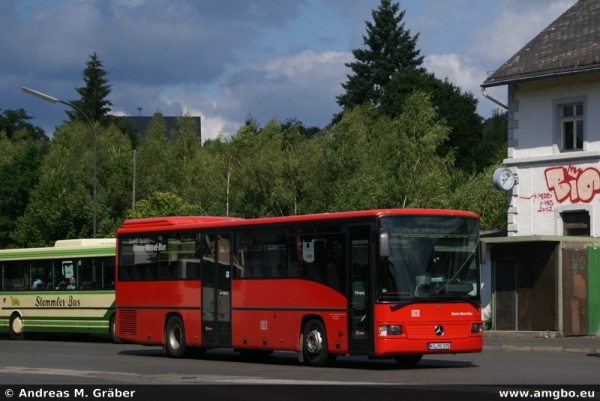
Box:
[560,103,584,151]
[561,211,590,236]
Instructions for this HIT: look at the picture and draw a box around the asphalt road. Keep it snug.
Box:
[0,333,598,385]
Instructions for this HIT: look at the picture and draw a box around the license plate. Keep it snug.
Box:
[428,342,450,350]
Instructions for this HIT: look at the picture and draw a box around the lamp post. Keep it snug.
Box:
[22,87,97,238]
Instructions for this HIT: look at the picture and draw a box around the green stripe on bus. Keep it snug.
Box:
[0,247,115,260]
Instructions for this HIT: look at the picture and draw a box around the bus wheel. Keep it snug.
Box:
[302,319,336,367]
[394,354,423,368]
[164,316,188,358]
[9,313,25,340]
[110,315,123,344]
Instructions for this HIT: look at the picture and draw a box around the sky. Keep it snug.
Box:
[1,0,578,142]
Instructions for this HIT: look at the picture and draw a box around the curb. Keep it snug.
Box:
[483,345,600,353]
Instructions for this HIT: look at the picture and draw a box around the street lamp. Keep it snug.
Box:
[21,87,97,238]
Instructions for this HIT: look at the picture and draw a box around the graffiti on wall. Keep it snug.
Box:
[545,165,600,203]
[519,165,600,213]
[520,193,554,212]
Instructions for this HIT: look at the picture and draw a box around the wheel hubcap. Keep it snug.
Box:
[12,317,23,333]
[169,326,181,350]
[306,329,323,355]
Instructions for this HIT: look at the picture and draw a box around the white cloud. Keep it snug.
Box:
[472,0,577,65]
[424,53,507,117]
[424,54,485,95]
[215,49,353,131]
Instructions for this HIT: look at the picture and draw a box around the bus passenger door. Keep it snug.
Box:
[201,233,232,348]
[348,225,373,354]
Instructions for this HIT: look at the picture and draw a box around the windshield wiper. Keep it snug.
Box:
[428,242,479,297]
[390,294,480,311]
[435,293,480,308]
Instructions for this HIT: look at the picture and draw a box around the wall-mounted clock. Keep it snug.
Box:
[492,168,518,191]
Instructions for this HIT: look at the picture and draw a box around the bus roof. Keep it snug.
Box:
[54,238,116,247]
[0,238,116,261]
[117,209,479,234]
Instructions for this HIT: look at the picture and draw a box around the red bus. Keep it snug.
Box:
[115,209,483,367]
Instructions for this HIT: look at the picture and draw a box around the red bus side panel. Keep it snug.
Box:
[231,279,347,353]
[116,280,201,346]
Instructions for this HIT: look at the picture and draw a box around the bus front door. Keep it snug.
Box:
[201,233,232,348]
[348,225,373,354]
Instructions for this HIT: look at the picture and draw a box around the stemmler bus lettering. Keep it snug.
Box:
[35,295,81,307]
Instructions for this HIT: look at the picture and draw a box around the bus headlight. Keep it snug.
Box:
[379,325,402,336]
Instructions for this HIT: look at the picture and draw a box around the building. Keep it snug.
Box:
[119,116,201,142]
[480,0,600,335]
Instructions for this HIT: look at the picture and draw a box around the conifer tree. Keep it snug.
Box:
[336,0,423,111]
[66,52,113,126]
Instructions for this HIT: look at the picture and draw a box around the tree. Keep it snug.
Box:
[11,121,133,246]
[392,91,454,208]
[134,111,175,201]
[449,164,508,230]
[0,108,47,141]
[127,192,205,219]
[280,117,320,139]
[381,69,485,172]
[320,91,453,212]
[66,52,113,126]
[0,141,44,247]
[336,0,423,112]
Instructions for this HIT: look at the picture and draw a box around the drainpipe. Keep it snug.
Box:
[481,87,508,110]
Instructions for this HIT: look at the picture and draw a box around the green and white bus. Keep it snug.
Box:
[0,238,118,341]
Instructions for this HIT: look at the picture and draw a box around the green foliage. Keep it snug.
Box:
[134,111,175,200]
[114,119,140,149]
[127,192,205,219]
[449,165,508,230]
[393,91,454,208]
[228,119,290,217]
[324,92,452,211]
[335,1,494,174]
[337,0,423,111]
[280,117,320,139]
[0,141,44,248]
[382,70,485,172]
[0,108,47,141]
[481,109,509,165]
[66,52,113,126]
[11,121,133,245]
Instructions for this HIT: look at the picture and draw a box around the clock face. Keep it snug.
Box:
[492,168,517,191]
[500,170,515,189]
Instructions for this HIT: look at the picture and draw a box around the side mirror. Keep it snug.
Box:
[379,229,390,258]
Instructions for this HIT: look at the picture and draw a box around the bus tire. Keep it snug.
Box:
[9,313,25,340]
[394,354,423,368]
[302,319,336,367]
[110,315,123,344]
[164,316,188,358]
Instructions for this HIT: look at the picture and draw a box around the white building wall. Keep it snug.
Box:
[503,72,600,237]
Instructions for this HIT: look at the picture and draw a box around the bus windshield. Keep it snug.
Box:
[377,215,480,304]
